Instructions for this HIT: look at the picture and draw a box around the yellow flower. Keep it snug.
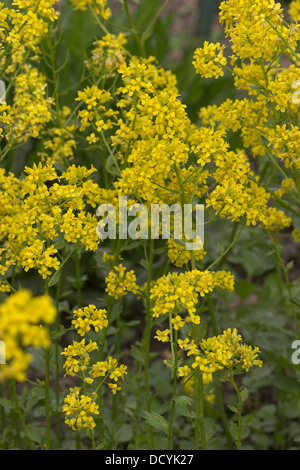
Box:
[193,42,227,79]
[72,305,108,336]
[0,289,57,382]
[154,329,171,343]
[105,264,138,299]
[63,387,99,431]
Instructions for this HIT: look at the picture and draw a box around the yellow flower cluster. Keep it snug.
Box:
[72,305,108,336]
[219,0,293,61]
[193,41,227,79]
[71,0,111,18]
[62,338,127,429]
[90,356,127,394]
[0,1,58,74]
[151,270,234,327]
[0,163,102,284]
[76,85,115,138]
[63,387,99,431]
[193,0,300,235]
[3,65,53,145]
[289,0,300,22]
[62,339,98,377]
[85,33,127,76]
[39,125,77,166]
[167,239,206,269]
[105,264,138,299]
[0,289,57,382]
[102,52,289,243]
[292,229,300,242]
[179,328,262,386]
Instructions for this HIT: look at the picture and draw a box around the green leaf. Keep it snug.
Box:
[175,395,195,418]
[139,258,148,270]
[240,387,249,403]
[203,417,217,442]
[290,297,300,308]
[143,411,168,434]
[229,421,238,440]
[130,344,143,362]
[48,269,62,287]
[228,404,239,413]
[110,302,122,323]
[106,154,120,177]
[0,397,14,409]
[50,325,68,341]
[175,395,193,407]
[26,425,43,444]
[235,280,254,300]
[114,424,134,443]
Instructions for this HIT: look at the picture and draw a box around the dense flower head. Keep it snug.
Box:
[62,339,98,377]
[192,0,300,238]
[70,0,111,18]
[0,289,57,382]
[219,0,292,61]
[289,0,300,21]
[63,387,99,431]
[179,328,263,385]
[105,264,138,299]
[72,305,108,336]
[193,41,227,78]
[151,270,234,327]
[0,163,102,283]
[86,33,127,76]
[4,65,53,144]
[0,1,58,74]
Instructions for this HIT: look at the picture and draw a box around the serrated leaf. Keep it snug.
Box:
[175,395,195,418]
[0,397,14,409]
[130,344,142,362]
[229,421,238,440]
[203,417,217,441]
[240,387,249,403]
[143,411,168,434]
[26,425,43,444]
[228,404,239,413]
[175,395,194,407]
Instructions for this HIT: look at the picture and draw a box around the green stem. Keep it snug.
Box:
[75,249,82,308]
[144,238,155,449]
[55,267,63,449]
[89,428,96,450]
[141,0,170,42]
[5,379,21,448]
[207,298,232,449]
[12,381,33,450]
[124,0,145,57]
[167,324,178,449]
[269,232,300,336]
[195,370,207,450]
[229,376,242,450]
[207,220,246,271]
[44,278,51,450]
